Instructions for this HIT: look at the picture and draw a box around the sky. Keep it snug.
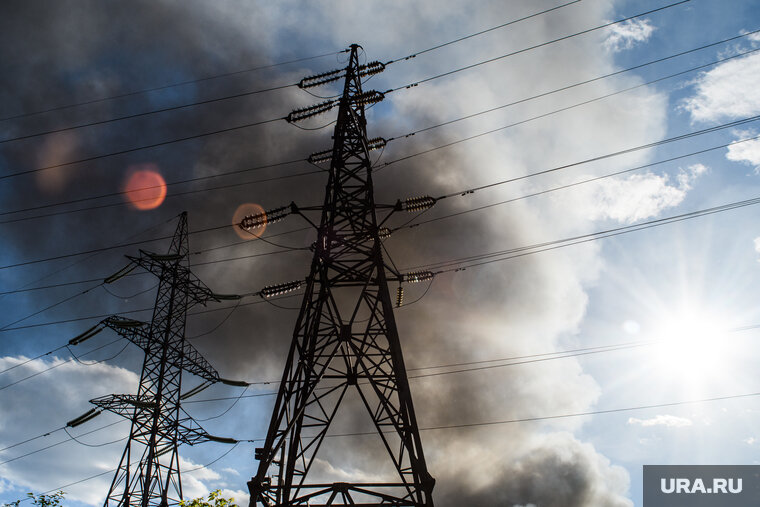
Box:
[1,0,760,506]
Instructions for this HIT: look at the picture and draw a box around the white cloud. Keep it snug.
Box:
[754,237,760,260]
[727,130,760,171]
[747,31,760,43]
[628,415,693,428]
[568,164,706,224]
[0,356,233,506]
[0,355,137,505]
[219,488,249,505]
[683,52,760,122]
[604,18,655,52]
[180,456,222,501]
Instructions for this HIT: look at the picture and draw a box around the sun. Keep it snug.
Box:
[650,307,732,390]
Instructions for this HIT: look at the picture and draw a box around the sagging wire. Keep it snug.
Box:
[66,340,130,366]
[194,384,251,422]
[101,282,158,300]
[187,299,243,340]
[63,426,127,448]
[290,119,338,131]
[0,338,124,391]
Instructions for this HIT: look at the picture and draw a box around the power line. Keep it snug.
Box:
[11,388,758,498]
[382,112,760,173]
[0,158,304,220]
[2,33,751,226]
[387,0,691,92]
[1,341,648,455]
[0,137,750,335]
[7,321,759,456]
[0,1,689,184]
[0,282,103,331]
[0,219,309,272]
[0,166,322,226]
[389,32,760,142]
[0,338,124,391]
[396,135,760,232]
[3,110,752,273]
[0,242,305,296]
[0,292,303,334]
[1,0,580,139]
[0,420,124,466]
[0,136,760,332]
[0,50,347,123]
[0,82,294,145]
[0,116,282,182]
[334,390,760,437]
[410,195,760,273]
[11,438,241,504]
[386,0,582,63]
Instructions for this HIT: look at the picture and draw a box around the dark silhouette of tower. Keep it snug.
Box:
[91,212,221,507]
[247,44,435,506]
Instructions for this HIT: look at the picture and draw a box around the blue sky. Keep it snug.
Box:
[2,0,760,505]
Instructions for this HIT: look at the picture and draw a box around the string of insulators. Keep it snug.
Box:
[69,323,103,346]
[404,270,435,283]
[378,227,392,239]
[105,316,145,329]
[308,137,387,165]
[211,293,242,301]
[286,100,337,123]
[396,286,405,308]
[260,280,304,298]
[180,382,212,400]
[239,205,290,231]
[127,398,157,409]
[308,149,332,165]
[219,378,250,387]
[403,195,437,212]
[353,90,385,106]
[367,137,387,151]
[357,61,386,78]
[298,68,344,89]
[156,446,173,458]
[103,263,136,284]
[66,408,101,428]
[298,61,385,90]
[206,434,238,444]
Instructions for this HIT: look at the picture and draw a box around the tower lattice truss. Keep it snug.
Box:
[248,44,435,506]
[93,212,221,507]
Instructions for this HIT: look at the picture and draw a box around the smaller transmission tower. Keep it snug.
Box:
[90,212,221,507]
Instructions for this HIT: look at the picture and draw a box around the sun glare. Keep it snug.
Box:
[651,308,731,388]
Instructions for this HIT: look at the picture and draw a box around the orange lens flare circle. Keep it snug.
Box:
[124,168,167,210]
[233,203,267,240]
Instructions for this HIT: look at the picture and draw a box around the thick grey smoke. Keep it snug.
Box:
[0,0,678,504]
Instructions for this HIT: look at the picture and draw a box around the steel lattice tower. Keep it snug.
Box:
[248,44,435,506]
[92,212,221,507]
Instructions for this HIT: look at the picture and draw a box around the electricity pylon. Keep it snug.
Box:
[248,44,435,506]
[92,212,221,507]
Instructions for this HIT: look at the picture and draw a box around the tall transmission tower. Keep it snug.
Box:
[247,44,435,506]
[80,212,223,507]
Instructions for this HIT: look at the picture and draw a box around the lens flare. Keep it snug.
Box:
[35,132,79,194]
[232,203,267,240]
[123,166,167,210]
